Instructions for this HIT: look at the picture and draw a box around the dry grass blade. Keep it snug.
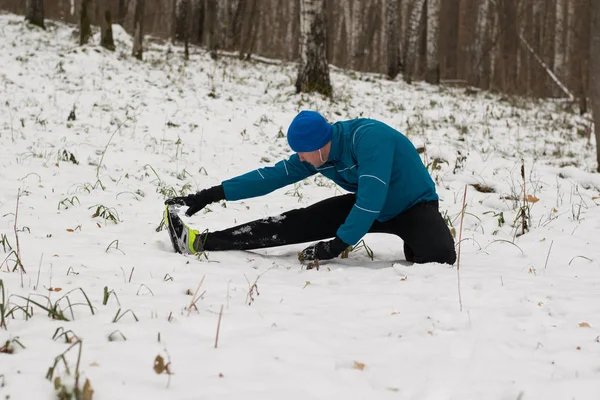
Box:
[112,308,139,323]
[186,275,206,315]
[484,239,524,256]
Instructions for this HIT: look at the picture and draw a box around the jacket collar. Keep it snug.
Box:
[327,123,343,162]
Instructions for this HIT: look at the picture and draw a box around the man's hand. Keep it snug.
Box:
[164,185,225,217]
[300,237,349,261]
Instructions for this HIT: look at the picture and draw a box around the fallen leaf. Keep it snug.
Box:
[66,229,74,232]
[537,302,543,307]
[524,194,540,203]
[82,378,94,400]
[218,373,224,378]
[576,346,581,350]
[353,361,366,371]
[400,276,408,281]
[89,362,100,367]
[579,322,591,328]
[592,196,600,200]
[96,222,101,228]
[391,311,400,315]
[552,208,558,213]
[154,355,167,374]
[53,254,59,257]
[387,388,399,392]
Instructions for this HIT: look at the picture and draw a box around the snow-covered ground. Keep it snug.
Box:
[1,13,600,399]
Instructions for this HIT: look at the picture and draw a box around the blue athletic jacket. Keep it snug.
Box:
[222,119,438,246]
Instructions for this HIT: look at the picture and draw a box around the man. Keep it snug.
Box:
[164,110,456,264]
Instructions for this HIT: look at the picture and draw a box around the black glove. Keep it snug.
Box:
[300,236,349,261]
[164,185,226,216]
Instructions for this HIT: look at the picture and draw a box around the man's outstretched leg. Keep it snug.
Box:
[166,194,355,254]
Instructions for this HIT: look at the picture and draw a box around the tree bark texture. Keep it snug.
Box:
[404,0,425,83]
[25,0,45,28]
[132,0,145,60]
[295,0,332,97]
[591,0,600,171]
[386,0,400,79]
[100,4,116,51]
[79,0,92,45]
[426,0,440,83]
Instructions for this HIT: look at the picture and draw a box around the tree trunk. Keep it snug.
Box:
[591,0,600,171]
[404,0,425,83]
[118,0,127,24]
[426,0,440,83]
[239,0,259,59]
[100,3,116,51]
[350,0,360,69]
[204,0,220,59]
[295,0,332,97]
[573,0,590,114]
[191,0,205,44]
[554,0,566,84]
[79,0,92,45]
[386,0,400,79]
[286,0,300,60]
[174,0,187,41]
[472,0,491,86]
[26,0,45,29]
[132,0,145,60]
[183,0,191,59]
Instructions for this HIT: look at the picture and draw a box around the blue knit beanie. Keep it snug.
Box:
[287,111,332,152]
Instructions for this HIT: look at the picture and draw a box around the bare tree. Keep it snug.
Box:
[132,0,145,60]
[174,0,188,42]
[79,0,92,45]
[554,0,566,83]
[191,0,205,45]
[472,0,491,86]
[386,0,400,79]
[349,0,361,69]
[591,0,600,171]
[100,2,116,51]
[239,0,259,59]
[426,0,440,83]
[573,0,591,114]
[26,0,45,29]
[172,0,192,58]
[295,0,332,96]
[404,0,425,83]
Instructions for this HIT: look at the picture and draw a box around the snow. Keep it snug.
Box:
[1,13,600,399]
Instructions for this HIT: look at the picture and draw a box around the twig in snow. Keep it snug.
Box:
[186,275,206,315]
[214,305,224,349]
[544,240,554,269]
[35,253,43,290]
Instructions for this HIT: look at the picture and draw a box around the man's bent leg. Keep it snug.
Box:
[373,201,456,264]
[197,194,355,252]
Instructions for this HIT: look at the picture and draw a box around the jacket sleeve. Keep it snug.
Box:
[222,154,317,201]
[336,127,395,245]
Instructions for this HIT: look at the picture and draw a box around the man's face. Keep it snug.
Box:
[298,150,325,167]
